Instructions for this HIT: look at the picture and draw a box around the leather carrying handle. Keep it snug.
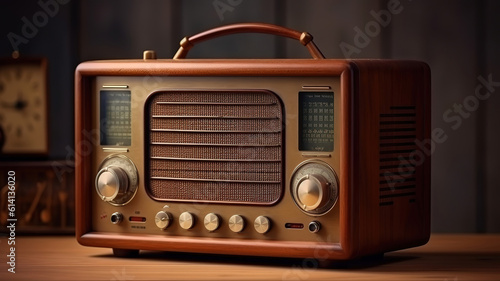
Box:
[173,22,325,59]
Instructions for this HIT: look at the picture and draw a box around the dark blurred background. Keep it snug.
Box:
[0,0,499,233]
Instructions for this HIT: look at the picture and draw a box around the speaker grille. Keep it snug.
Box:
[379,106,418,206]
[146,91,283,205]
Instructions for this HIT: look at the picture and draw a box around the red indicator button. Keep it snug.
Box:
[285,223,304,229]
[129,216,146,222]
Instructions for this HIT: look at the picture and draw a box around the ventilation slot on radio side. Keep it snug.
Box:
[146,91,283,205]
[379,106,418,206]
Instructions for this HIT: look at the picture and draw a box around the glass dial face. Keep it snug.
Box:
[290,160,339,215]
[0,61,48,154]
[97,154,139,206]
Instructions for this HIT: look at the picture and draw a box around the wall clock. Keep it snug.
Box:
[0,53,49,157]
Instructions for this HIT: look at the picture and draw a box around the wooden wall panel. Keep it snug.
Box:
[389,1,480,232]
[485,0,500,233]
[283,0,384,59]
[179,0,279,59]
[79,0,177,60]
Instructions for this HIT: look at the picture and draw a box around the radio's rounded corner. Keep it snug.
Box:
[74,60,94,76]
[75,229,97,247]
[417,231,432,248]
[420,60,431,76]
[74,61,85,72]
[334,243,360,261]
[75,233,89,247]
[340,60,360,76]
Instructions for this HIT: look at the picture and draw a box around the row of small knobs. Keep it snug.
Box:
[155,211,270,234]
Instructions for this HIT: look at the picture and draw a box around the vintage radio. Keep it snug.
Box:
[75,23,431,260]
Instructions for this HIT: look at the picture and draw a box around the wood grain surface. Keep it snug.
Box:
[0,234,499,280]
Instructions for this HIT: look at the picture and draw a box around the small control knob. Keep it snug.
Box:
[204,213,220,232]
[254,216,271,234]
[96,166,129,202]
[179,212,194,230]
[155,211,172,229]
[228,215,245,233]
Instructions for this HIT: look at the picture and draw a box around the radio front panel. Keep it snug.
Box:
[90,76,342,243]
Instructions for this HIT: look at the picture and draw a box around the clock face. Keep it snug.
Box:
[0,59,48,155]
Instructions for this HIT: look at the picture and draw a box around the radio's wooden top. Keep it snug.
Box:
[1,234,498,280]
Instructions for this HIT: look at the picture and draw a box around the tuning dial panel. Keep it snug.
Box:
[95,155,139,206]
[291,160,339,215]
[155,211,172,230]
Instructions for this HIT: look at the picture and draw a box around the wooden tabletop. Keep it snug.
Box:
[0,234,499,280]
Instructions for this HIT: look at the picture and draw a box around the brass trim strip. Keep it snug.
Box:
[150,128,282,133]
[151,142,281,147]
[102,85,129,89]
[156,101,277,105]
[151,176,280,184]
[301,86,332,90]
[102,147,129,153]
[151,156,281,162]
[151,115,279,120]
[301,152,331,158]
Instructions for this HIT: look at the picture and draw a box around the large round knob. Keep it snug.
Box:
[155,211,172,229]
[95,155,139,206]
[291,161,339,215]
[254,216,271,234]
[96,166,129,202]
[204,213,220,232]
[228,215,245,233]
[179,212,195,230]
[296,174,329,211]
